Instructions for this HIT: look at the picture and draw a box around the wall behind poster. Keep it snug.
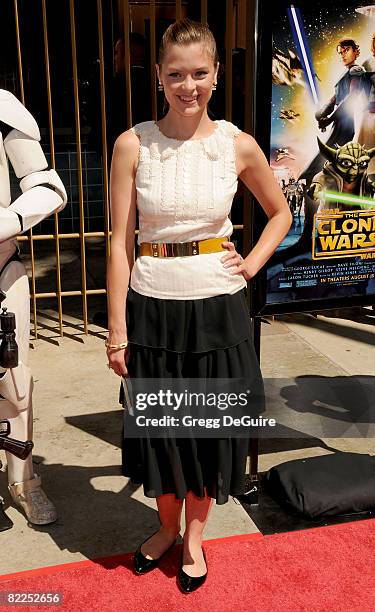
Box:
[265,0,375,310]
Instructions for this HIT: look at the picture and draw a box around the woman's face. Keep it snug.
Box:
[156,43,218,117]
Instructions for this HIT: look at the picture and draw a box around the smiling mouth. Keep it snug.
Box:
[178,95,199,102]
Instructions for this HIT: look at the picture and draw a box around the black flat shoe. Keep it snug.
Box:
[133,530,178,575]
[177,548,208,593]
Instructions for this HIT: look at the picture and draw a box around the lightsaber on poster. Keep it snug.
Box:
[287,4,319,105]
[324,191,375,209]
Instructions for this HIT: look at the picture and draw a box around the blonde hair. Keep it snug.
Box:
[157,19,219,116]
[158,18,219,66]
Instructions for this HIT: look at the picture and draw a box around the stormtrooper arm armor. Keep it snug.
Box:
[0,129,67,242]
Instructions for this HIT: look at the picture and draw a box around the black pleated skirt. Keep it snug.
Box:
[120,286,264,505]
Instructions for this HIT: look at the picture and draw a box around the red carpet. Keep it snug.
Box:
[1,520,374,612]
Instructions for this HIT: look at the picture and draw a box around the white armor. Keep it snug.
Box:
[0,89,67,525]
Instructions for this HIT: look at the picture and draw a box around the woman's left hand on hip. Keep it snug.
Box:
[220,241,256,281]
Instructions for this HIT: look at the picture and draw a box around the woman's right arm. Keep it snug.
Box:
[106,130,139,377]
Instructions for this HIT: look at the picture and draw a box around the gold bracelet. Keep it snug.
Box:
[105,339,129,349]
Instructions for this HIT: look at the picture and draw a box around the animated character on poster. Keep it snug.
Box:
[309,139,375,210]
[285,177,305,216]
[301,37,368,184]
[273,35,372,260]
[356,31,375,172]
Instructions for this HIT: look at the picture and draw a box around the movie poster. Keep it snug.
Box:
[266,0,375,308]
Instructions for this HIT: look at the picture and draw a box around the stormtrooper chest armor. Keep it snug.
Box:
[0,89,67,259]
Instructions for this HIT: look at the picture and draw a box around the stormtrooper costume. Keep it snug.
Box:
[0,89,67,525]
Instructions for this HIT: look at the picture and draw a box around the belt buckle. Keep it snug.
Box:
[151,240,200,257]
[182,243,190,256]
[175,243,185,256]
[179,242,198,256]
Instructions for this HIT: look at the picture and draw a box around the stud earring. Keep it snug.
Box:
[212,82,217,91]
[158,82,164,92]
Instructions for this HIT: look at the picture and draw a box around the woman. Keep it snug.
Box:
[107,18,292,594]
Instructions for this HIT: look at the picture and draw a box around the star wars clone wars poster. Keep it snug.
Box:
[265,1,375,309]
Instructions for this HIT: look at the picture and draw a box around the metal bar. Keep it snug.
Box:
[244,0,256,136]
[249,438,259,489]
[97,0,110,261]
[201,0,208,23]
[29,232,38,338]
[150,0,157,120]
[13,0,24,102]
[225,0,233,120]
[17,231,118,241]
[41,2,55,169]
[244,0,260,493]
[32,289,107,299]
[243,0,256,258]
[176,0,182,20]
[14,0,38,339]
[243,0,258,300]
[249,315,261,483]
[123,0,132,128]
[18,233,111,241]
[69,0,88,334]
[42,0,63,337]
[236,0,247,48]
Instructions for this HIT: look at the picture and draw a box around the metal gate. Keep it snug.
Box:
[0,0,256,338]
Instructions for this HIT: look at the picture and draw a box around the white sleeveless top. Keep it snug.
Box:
[129,119,247,299]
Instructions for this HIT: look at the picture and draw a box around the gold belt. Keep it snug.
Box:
[139,236,230,258]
